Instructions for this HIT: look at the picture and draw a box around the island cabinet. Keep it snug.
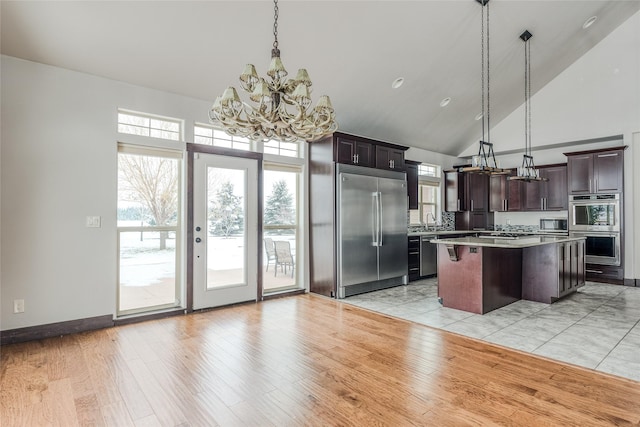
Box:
[522,239,585,303]
[522,164,568,211]
[436,244,522,314]
[565,147,625,195]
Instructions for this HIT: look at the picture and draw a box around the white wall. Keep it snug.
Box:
[464,11,640,280]
[1,55,213,330]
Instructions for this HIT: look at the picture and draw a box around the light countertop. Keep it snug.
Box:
[430,235,584,249]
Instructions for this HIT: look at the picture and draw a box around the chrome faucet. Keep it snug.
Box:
[425,212,437,231]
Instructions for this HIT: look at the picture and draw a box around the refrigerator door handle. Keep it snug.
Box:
[372,192,379,246]
[377,191,383,246]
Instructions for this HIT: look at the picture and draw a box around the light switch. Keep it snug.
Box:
[86,216,101,228]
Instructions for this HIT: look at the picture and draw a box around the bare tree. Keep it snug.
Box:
[119,153,178,249]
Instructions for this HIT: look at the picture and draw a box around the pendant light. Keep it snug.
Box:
[460,0,507,175]
[509,30,547,182]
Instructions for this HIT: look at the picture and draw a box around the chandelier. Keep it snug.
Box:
[510,30,547,182]
[208,0,337,143]
[460,0,506,174]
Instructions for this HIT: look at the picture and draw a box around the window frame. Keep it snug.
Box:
[118,109,184,142]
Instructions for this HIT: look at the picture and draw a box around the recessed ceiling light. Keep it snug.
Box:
[475,112,483,121]
[583,16,597,29]
[440,97,451,107]
[391,77,404,89]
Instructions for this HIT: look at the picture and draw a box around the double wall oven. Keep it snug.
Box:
[569,194,620,266]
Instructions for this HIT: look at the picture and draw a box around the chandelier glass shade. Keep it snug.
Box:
[209,0,337,143]
[509,30,547,182]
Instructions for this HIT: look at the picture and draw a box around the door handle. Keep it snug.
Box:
[372,192,379,246]
[377,192,383,246]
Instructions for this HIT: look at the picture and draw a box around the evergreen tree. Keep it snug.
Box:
[264,180,294,226]
[209,181,244,237]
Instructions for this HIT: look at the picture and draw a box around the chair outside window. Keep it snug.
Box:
[264,238,276,272]
[274,240,295,277]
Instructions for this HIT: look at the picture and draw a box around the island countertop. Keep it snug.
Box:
[431,235,585,249]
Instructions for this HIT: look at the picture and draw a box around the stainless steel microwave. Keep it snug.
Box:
[569,194,620,232]
[539,218,567,232]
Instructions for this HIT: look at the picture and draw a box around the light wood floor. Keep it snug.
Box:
[2,294,639,426]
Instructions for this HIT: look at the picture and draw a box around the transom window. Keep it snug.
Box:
[264,139,299,158]
[118,110,182,141]
[194,124,251,151]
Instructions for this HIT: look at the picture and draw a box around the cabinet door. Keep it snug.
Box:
[406,163,418,210]
[335,137,373,167]
[507,174,524,211]
[445,171,465,211]
[489,175,506,212]
[542,166,568,210]
[375,145,404,170]
[594,150,623,193]
[467,173,488,212]
[567,154,593,194]
[523,181,543,211]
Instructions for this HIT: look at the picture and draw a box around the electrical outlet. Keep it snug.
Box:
[86,216,101,228]
[13,299,25,313]
[506,219,511,225]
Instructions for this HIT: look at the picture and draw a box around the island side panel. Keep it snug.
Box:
[437,244,483,314]
[522,244,559,304]
[482,247,522,313]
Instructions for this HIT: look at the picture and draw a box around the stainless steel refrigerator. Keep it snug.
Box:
[336,164,408,298]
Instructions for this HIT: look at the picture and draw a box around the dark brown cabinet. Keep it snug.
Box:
[523,165,568,211]
[405,160,420,210]
[444,172,488,212]
[408,236,421,281]
[376,145,405,171]
[335,136,374,167]
[490,165,567,212]
[566,148,625,194]
[490,170,524,212]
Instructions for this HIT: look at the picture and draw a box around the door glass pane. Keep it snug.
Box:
[119,231,177,311]
[207,167,246,289]
[263,169,298,292]
[117,150,180,315]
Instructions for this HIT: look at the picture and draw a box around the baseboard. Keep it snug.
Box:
[623,278,638,287]
[1,314,113,345]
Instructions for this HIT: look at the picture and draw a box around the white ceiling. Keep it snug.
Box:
[2,1,639,156]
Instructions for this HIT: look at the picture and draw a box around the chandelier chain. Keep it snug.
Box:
[480,3,485,141]
[273,0,279,51]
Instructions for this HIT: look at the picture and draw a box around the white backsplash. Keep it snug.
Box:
[494,210,568,229]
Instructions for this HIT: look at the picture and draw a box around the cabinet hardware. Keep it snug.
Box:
[457,199,461,211]
[598,153,618,158]
[586,269,603,274]
[471,200,474,211]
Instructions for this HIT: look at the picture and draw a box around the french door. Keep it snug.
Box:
[192,152,259,309]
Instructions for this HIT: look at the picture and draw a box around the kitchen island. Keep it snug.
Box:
[433,235,586,314]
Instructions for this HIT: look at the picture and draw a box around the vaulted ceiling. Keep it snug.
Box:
[2,1,639,156]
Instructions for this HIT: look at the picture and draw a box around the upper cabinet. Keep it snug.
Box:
[523,165,568,211]
[489,164,567,212]
[405,160,420,210]
[566,147,626,194]
[490,170,524,212]
[332,132,407,171]
[376,145,405,171]
[445,171,488,212]
[335,136,374,168]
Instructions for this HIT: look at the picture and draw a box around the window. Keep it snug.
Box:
[263,139,299,158]
[410,162,441,225]
[118,110,182,141]
[117,145,182,315]
[262,162,303,293]
[194,124,251,151]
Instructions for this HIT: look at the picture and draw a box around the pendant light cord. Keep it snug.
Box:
[480,2,491,144]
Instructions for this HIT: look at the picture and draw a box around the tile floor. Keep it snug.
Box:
[343,278,640,382]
